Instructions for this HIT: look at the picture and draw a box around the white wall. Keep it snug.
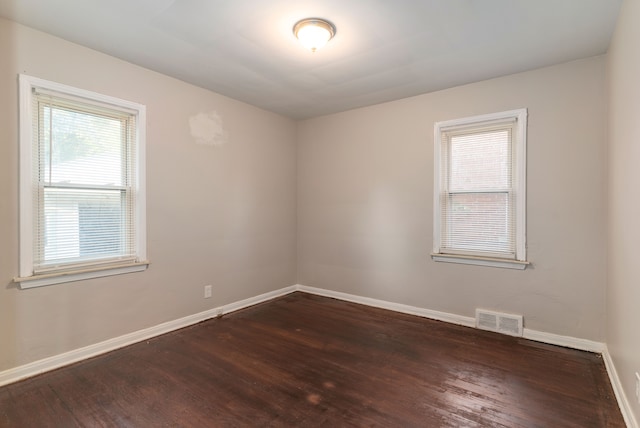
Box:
[298,56,608,341]
[0,18,298,371]
[607,0,640,422]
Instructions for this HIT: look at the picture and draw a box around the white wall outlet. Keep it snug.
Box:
[204,285,212,299]
[635,372,640,404]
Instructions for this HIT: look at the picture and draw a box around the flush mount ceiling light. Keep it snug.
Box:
[293,18,336,52]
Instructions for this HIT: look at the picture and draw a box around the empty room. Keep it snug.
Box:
[0,0,638,426]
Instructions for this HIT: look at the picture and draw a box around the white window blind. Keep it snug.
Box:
[32,92,138,272]
[17,74,147,287]
[433,109,527,269]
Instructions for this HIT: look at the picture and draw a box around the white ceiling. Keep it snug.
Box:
[0,0,622,119]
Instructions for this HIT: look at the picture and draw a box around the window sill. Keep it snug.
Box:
[14,261,150,289]
[431,253,529,270]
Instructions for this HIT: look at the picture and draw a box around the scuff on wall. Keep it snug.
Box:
[189,111,229,146]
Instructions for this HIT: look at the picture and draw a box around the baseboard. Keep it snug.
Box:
[603,347,639,428]
[295,285,607,351]
[522,328,606,353]
[295,284,476,328]
[221,285,297,315]
[0,285,297,388]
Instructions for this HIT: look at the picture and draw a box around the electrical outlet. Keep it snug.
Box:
[204,285,212,299]
[635,372,640,404]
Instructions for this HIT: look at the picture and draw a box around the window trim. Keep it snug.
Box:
[15,74,148,288]
[432,109,528,270]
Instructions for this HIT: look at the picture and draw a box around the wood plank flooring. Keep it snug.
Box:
[0,292,625,427]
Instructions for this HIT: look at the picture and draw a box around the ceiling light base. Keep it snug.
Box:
[293,18,336,52]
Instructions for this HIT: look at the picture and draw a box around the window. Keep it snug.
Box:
[16,75,148,288]
[432,109,528,270]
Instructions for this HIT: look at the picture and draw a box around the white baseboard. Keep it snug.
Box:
[603,347,639,428]
[522,328,605,353]
[221,285,297,315]
[296,284,476,328]
[0,285,297,388]
[295,285,607,351]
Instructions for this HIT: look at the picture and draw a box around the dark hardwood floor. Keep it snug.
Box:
[0,292,625,427]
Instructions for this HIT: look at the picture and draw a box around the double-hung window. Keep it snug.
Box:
[432,109,528,269]
[16,75,148,288]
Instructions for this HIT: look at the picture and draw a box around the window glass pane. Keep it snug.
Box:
[43,105,124,187]
[444,192,513,254]
[449,130,511,191]
[42,188,125,265]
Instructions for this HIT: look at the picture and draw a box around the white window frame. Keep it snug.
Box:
[432,109,528,270]
[15,74,148,288]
